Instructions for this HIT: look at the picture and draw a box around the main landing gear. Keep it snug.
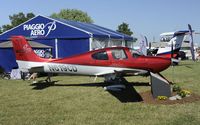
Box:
[104,74,126,91]
[45,73,53,83]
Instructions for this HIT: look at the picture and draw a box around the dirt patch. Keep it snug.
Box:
[140,91,200,105]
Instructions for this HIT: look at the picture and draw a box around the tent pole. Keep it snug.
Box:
[55,38,58,58]
[108,35,111,47]
[122,36,125,47]
[89,36,93,51]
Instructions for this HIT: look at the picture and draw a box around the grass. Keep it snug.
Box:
[0,61,200,125]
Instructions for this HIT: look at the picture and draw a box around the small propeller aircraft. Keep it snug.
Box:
[154,30,189,58]
[137,31,188,58]
[147,24,195,60]
[11,36,172,90]
[138,28,194,65]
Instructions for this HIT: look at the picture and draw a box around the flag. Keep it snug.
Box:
[139,35,148,56]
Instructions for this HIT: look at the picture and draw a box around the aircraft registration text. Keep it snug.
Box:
[48,64,78,73]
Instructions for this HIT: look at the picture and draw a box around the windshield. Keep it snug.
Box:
[129,48,142,58]
[111,49,127,60]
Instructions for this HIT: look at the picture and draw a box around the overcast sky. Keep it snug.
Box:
[0,0,200,45]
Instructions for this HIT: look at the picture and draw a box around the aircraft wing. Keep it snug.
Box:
[28,66,44,73]
[95,68,148,76]
[27,65,148,77]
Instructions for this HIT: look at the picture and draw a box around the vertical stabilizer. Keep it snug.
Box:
[11,36,46,62]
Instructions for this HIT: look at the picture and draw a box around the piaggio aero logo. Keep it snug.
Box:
[23,21,57,37]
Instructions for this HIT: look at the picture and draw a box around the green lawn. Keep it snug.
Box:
[0,61,200,125]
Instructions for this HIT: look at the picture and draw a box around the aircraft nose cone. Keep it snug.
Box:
[148,57,171,73]
[157,58,171,72]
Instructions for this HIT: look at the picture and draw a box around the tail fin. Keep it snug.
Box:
[11,36,46,62]
[168,30,188,50]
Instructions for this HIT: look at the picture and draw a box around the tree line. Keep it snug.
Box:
[0,9,133,36]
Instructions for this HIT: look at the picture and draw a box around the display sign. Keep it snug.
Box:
[34,49,45,57]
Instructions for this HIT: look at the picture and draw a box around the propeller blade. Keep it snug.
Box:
[188,24,195,61]
[149,42,151,50]
[144,36,148,47]
[171,40,174,58]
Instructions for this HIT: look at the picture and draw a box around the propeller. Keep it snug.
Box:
[170,32,179,65]
[170,39,179,65]
[144,36,148,47]
[188,24,195,61]
[171,39,174,59]
[149,42,151,50]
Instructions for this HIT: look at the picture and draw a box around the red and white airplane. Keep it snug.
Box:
[11,36,171,87]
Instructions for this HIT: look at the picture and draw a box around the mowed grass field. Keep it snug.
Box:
[0,61,200,125]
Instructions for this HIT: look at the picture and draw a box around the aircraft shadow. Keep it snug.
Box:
[128,82,150,86]
[30,81,149,103]
[107,84,143,103]
[176,63,194,69]
[30,80,59,90]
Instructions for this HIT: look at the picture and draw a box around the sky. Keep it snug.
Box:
[0,0,200,45]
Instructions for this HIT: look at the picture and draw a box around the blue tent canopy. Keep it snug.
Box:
[55,18,133,40]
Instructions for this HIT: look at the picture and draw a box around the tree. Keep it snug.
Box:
[0,27,3,34]
[1,12,35,32]
[117,22,133,36]
[51,9,93,23]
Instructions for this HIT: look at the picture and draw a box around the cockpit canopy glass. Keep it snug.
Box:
[92,51,108,60]
[129,48,142,58]
[111,49,127,60]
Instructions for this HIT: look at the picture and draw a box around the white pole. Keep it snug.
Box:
[122,36,125,47]
[108,35,111,47]
[89,36,93,51]
[55,38,58,58]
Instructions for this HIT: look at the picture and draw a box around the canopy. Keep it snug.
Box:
[55,18,133,40]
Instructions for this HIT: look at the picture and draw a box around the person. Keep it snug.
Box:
[44,49,53,59]
[197,52,200,61]
[28,49,52,83]
[45,73,53,83]
[28,72,38,83]
[44,49,53,82]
